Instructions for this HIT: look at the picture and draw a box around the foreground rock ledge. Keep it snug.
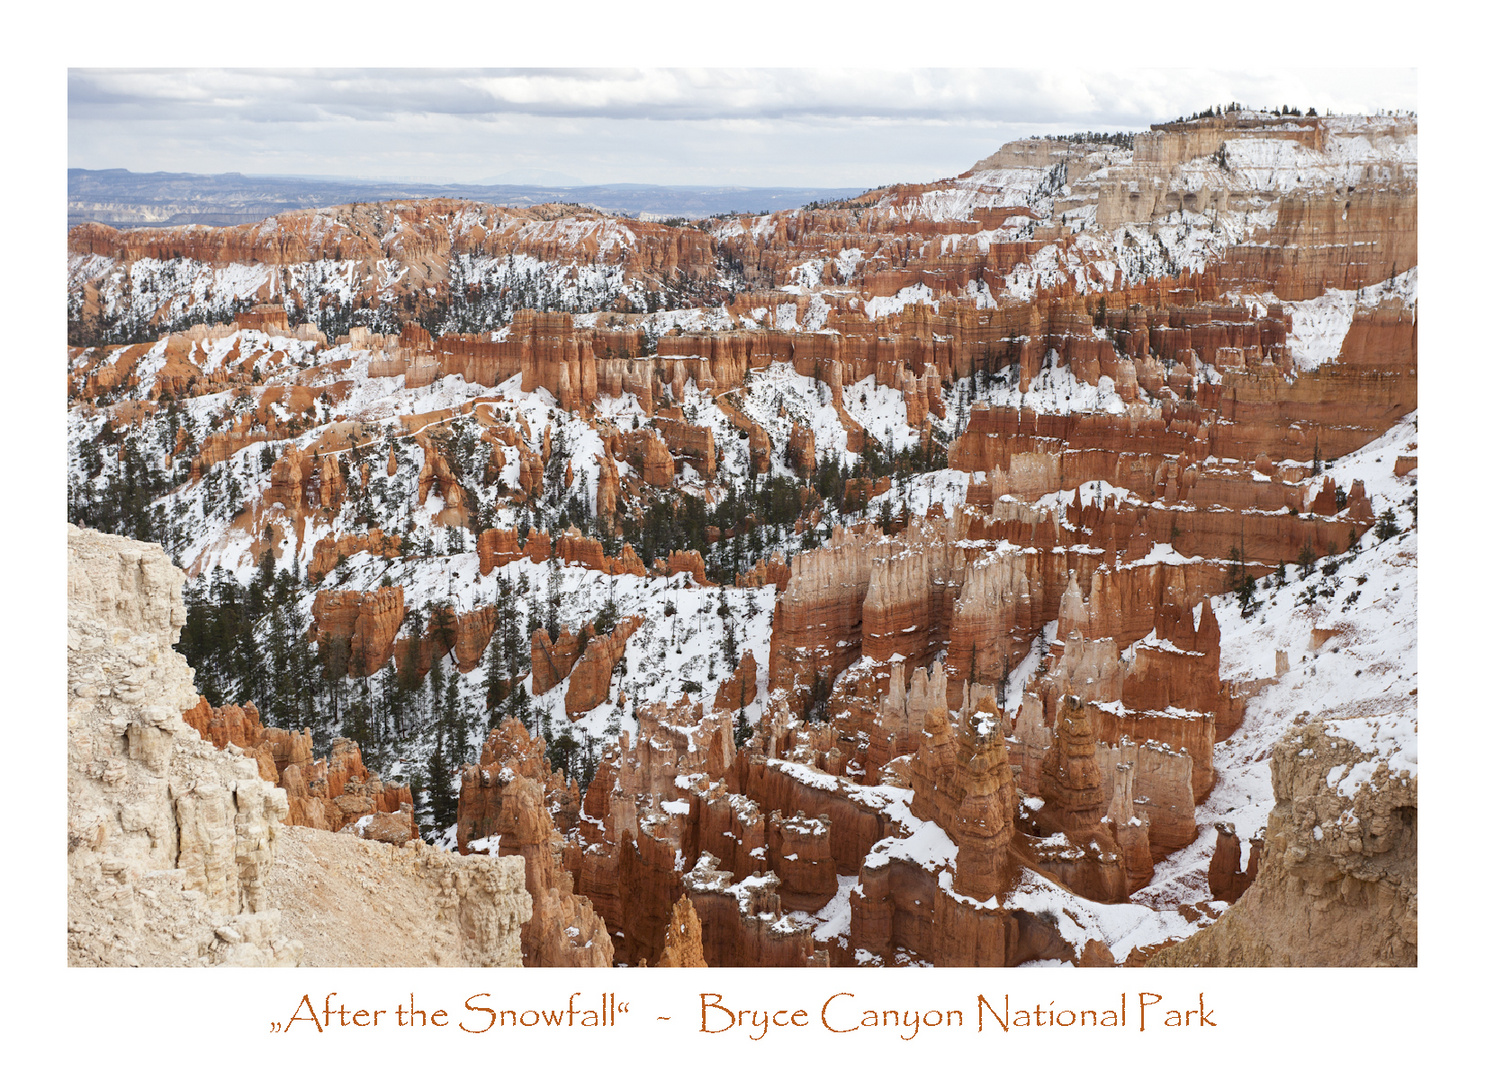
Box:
[1150,719,1416,967]
[67,524,531,966]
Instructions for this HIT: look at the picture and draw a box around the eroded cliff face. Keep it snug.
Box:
[268,827,530,967]
[457,719,613,967]
[67,525,531,967]
[1150,718,1416,967]
[68,525,301,966]
[180,697,417,838]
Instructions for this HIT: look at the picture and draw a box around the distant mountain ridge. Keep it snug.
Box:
[68,167,867,227]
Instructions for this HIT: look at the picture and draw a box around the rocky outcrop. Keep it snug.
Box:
[308,528,402,582]
[69,526,528,968]
[458,718,581,838]
[309,586,405,678]
[456,719,613,967]
[1151,718,1416,966]
[619,428,676,487]
[555,528,612,572]
[737,551,792,591]
[769,524,880,712]
[531,625,585,696]
[180,696,415,838]
[652,896,707,967]
[278,737,418,835]
[766,811,838,912]
[565,616,643,718]
[682,856,820,967]
[663,549,711,585]
[714,650,759,714]
[415,435,471,528]
[68,526,302,967]
[1208,823,1262,904]
[264,445,347,518]
[653,416,717,478]
[269,826,529,966]
[786,422,816,476]
[1036,698,1110,844]
[477,526,556,574]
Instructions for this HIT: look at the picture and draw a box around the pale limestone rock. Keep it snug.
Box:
[1150,718,1416,967]
[68,525,301,966]
[68,526,532,968]
[268,827,530,967]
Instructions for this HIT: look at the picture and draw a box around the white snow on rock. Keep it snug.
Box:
[1136,414,1417,913]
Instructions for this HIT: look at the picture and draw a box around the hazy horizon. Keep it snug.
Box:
[68,68,1418,190]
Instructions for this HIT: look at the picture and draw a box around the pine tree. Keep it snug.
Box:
[506,680,532,726]
[544,565,563,642]
[1237,575,1258,619]
[733,708,752,750]
[1225,545,1246,592]
[445,672,470,768]
[1297,538,1317,578]
[484,619,508,718]
[426,730,457,831]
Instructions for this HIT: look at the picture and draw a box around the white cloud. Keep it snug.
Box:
[67,68,1418,188]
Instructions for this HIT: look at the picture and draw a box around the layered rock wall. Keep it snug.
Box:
[1150,719,1416,966]
[68,526,302,967]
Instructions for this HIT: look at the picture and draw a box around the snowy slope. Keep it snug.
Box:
[1135,415,1417,912]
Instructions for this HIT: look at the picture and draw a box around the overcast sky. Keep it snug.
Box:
[68,68,1417,189]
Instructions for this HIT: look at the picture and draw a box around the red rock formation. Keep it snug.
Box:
[477,527,521,574]
[785,422,816,476]
[443,605,498,674]
[523,530,553,563]
[531,626,585,696]
[265,447,313,514]
[415,435,471,528]
[1032,697,1127,899]
[769,524,879,714]
[611,543,646,577]
[738,759,887,871]
[950,717,1020,900]
[555,528,612,573]
[653,896,707,967]
[1209,822,1263,903]
[619,428,676,486]
[665,549,711,585]
[1095,738,1197,862]
[459,718,581,842]
[714,651,759,714]
[565,616,643,718]
[1106,758,1154,892]
[737,551,792,591]
[309,586,405,678]
[683,855,820,967]
[653,416,717,478]
[308,528,402,582]
[462,769,612,966]
[455,719,610,967]
[183,700,419,842]
[339,805,418,845]
[767,811,838,912]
